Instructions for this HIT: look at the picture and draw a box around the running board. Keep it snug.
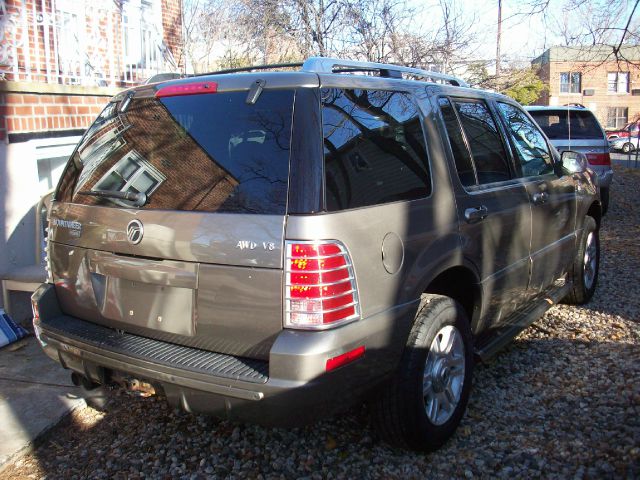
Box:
[474,281,571,362]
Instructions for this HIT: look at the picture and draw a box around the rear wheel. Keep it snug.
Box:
[622,142,634,153]
[563,216,599,304]
[371,294,474,451]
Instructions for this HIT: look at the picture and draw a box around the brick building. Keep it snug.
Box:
[0,0,183,300]
[532,45,640,131]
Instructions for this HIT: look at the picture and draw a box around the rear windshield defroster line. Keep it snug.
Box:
[57,90,295,215]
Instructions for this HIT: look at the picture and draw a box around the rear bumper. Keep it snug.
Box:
[32,283,414,425]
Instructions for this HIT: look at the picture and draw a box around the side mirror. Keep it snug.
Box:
[560,150,588,174]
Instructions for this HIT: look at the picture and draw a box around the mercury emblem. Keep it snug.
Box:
[126,219,144,245]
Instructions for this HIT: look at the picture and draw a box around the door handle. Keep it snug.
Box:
[531,192,549,205]
[464,205,488,223]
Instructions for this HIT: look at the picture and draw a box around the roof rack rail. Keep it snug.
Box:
[301,57,469,87]
[186,57,468,87]
[194,62,303,77]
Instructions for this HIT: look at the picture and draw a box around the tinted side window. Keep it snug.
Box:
[322,89,430,211]
[498,103,553,177]
[453,100,511,184]
[438,97,476,187]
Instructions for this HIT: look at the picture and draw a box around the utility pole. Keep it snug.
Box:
[496,0,502,88]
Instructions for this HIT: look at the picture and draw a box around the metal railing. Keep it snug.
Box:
[0,0,177,86]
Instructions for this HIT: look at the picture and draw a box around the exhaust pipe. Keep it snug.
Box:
[70,372,100,390]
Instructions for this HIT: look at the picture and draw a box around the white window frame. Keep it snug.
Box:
[93,150,165,206]
[55,0,86,83]
[606,107,628,129]
[122,0,162,67]
[607,72,629,94]
[559,71,581,94]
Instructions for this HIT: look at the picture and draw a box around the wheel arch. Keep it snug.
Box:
[422,264,482,333]
[586,201,602,230]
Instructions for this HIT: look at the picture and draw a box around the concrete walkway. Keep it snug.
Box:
[0,335,85,469]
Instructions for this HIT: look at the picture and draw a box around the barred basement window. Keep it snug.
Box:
[35,137,82,192]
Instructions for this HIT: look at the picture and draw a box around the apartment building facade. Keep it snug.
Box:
[532,45,640,131]
[0,0,183,293]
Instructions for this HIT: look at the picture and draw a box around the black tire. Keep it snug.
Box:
[563,216,599,305]
[370,294,474,451]
[601,187,609,216]
[622,142,634,153]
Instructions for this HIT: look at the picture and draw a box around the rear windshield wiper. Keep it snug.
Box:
[77,190,147,207]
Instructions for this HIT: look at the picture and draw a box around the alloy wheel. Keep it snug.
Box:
[423,325,466,426]
[583,231,597,290]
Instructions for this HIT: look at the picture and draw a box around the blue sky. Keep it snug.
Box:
[412,0,638,64]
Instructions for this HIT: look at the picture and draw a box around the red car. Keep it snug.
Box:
[606,120,640,139]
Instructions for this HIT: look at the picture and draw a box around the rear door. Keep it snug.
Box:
[497,102,577,294]
[49,77,312,360]
[437,97,532,332]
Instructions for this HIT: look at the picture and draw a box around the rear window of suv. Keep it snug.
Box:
[57,89,294,215]
[528,109,603,140]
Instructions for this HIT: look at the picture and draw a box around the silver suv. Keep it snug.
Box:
[526,105,613,213]
[32,58,603,451]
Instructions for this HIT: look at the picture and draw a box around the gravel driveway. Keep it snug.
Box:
[4,167,639,480]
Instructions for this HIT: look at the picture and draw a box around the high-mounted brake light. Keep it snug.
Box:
[155,81,218,98]
[585,152,611,166]
[284,241,360,330]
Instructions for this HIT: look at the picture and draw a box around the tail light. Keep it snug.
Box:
[285,241,360,330]
[586,152,611,165]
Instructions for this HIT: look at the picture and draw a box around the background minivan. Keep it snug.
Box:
[526,105,613,213]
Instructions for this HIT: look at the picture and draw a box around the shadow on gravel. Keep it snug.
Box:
[3,335,638,479]
[567,167,640,322]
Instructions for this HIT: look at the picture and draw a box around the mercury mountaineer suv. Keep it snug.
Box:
[32,58,602,451]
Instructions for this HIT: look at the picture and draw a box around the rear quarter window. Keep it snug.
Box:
[57,89,294,214]
[321,88,430,211]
